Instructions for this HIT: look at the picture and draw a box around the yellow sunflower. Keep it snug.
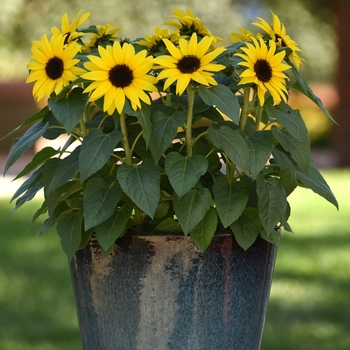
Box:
[252,11,305,70]
[51,10,90,44]
[230,28,259,43]
[82,42,158,115]
[26,34,85,101]
[85,22,122,50]
[136,27,182,52]
[235,37,291,106]
[154,32,225,95]
[164,8,223,47]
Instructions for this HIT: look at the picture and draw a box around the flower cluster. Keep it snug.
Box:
[3,8,337,259]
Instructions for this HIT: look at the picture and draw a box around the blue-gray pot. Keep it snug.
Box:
[70,233,278,350]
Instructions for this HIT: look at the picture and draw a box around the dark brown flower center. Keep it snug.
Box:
[254,59,272,83]
[275,34,288,48]
[109,64,133,88]
[45,57,64,80]
[177,55,201,74]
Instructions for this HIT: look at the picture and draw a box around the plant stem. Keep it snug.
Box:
[239,86,250,131]
[186,84,195,157]
[255,107,263,131]
[120,112,133,165]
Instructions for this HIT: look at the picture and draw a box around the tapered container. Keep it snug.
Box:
[70,233,278,350]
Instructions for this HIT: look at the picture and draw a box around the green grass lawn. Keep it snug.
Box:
[0,168,349,350]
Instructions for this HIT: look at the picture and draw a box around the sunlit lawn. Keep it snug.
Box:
[0,168,349,350]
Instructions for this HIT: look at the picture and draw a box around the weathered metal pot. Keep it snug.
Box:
[70,233,278,350]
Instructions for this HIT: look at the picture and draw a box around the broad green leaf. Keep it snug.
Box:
[198,84,240,124]
[149,111,185,164]
[173,187,212,235]
[4,121,49,175]
[272,126,310,174]
[230,207,261,250]
[256,173,287,234]
[190,207,218,253]
[57,208,84,260]
[155,217,182,233]
[0,106,49,141]
[246,131,273,178]
[79,129,121,182]
[292,72,337,124]
[272,148,298,196]
[47,146,81,193]
[296,158,338,209]
[266,103,310,145]
[213,175,249,228]
[48,87,88,133]
[95,202,133,250]
[36,201,69,235]
[117,159,161,218]
[165,152,208,197]
[14,147,59,180]
[83,177,122,230]
[45,180,82,217]
[126,102,152,147]
[208,126,250,173]
[260,226,281,244]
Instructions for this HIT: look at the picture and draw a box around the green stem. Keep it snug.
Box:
[255,107,263,131]
[186,84,195,157]
[120,112,133,165]
[239,86,250,131]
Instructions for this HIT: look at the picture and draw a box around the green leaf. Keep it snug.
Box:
[266,103,310,145]
[45,180,82,217]
[272,126,310,174]
[79,129,122,182]
[83,177,122,230]
[272,148,298,196]
[117,159,161,218]
[173,187,212,235]
[198,84,240,124]
[155,217,182,233]
[213,175,249,228]
[0,106,49,141]
[256,173,287,234]
[11,179,43,213]
[149,111,184,164]
[95,202,133,250]
[4,121,49,175]
[296,158,338,209]
[48,87,88,133]
[292,73,337,124]
[57,208,84,260]
[14,147,60,180]
[126,102,152,147]
[230,207,261,250]
[190,207,218,253]
[208,125,250,173]
[246,131,273,178]
[260,226,281,244]
[10,168,43,206]
[47,146,81,193]
[165,152,208,197]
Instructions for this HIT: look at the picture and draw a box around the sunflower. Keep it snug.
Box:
[230,28,259,43]
[154,32,225,95]
[136,27,182,55]
[85,22,122,50]
[26,34,85,101]
[164,8,223,47]
[82,42,158,115]
[235,37,291,106]
[252,11,305,70]
[51,10,90,44]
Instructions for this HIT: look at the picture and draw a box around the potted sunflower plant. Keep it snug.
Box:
[2,8,337,350]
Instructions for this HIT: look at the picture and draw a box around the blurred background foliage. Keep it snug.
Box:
[0,0,337,82]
